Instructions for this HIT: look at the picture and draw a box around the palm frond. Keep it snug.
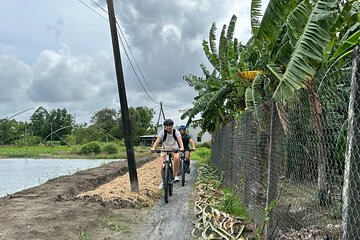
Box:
[202,40,219,69]
[219,24,229,79]
[251,0,262,35]
[227,15,237,62]
[180,92,214,122]
[273,0,339,105]
[226,15,237,41]
[286,1,313,48]
[203,84,232,115]
[328,28,360,63]
[209,23,218,57]
[255,0,298,51]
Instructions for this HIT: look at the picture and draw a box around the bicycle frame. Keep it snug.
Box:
[154,149,179,203]
[179,149,193,186]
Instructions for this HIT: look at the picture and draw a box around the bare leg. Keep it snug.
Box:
[185,151,190,165]
[172,152,180,176]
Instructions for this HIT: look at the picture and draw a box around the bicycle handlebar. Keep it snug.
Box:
[152,149,195,154]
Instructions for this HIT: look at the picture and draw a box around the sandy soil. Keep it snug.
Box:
[0,156,196,240]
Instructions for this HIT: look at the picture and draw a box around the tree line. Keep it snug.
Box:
[0,106,156,146]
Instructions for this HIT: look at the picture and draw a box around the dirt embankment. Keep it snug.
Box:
[0,157,157,240]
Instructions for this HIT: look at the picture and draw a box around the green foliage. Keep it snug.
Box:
[0,145,71,158]
[191,147,211,167]
[15,136,42,146]
[102,214,131,233]
[196,141,211,148]
[220,188,249,218]
[71,231,91,240]
[102,143,119,154]
[79,141,102,155]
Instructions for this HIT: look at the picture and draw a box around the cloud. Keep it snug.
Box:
[0,55,31,102]
[0,0,268,124]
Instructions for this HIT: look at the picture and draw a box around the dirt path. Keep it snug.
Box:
[138,169,196,240]
[85,160,197,240]
[0,156,197,240]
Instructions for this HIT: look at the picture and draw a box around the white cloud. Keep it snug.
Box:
[0,0,269,125]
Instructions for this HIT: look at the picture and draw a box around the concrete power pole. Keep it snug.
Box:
[106,0,139,192]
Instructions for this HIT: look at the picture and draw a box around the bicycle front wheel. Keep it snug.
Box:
[163,163,170,204]
[181,158,186,186]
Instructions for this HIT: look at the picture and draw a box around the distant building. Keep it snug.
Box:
[139,134,156,146]
[186,126,211,144]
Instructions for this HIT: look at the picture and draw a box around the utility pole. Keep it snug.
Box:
[106,0,139,192]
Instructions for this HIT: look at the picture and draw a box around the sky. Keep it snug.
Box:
[0,0,268,126]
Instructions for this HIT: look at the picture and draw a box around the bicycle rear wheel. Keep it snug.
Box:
[163,163,170,203]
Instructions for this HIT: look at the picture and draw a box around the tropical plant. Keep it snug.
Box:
[184,0,359,206]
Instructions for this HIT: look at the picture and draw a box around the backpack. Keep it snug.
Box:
[163,129,179,146]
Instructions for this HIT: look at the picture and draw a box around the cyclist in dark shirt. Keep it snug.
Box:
[178,125,196,173]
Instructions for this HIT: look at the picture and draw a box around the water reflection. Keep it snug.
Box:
[0,158,121,197]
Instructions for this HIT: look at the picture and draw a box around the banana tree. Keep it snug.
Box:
[181,15,253,132]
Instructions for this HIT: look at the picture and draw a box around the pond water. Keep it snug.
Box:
[0,158,121,197]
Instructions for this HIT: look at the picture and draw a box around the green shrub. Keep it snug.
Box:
[15,136,42,146]
[79,141,101,154]
[197,141,211,148]
[103,143,119,154]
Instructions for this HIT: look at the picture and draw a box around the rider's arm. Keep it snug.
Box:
[151,136,161,151]
[189,137,196,150]
[177,135,184,151]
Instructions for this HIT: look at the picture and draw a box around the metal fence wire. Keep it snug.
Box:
[210,47,360,240]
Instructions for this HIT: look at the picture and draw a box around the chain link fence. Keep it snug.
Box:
[211,47,360,239]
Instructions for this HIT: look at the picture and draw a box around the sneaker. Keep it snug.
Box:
[186,166,191,174]
[174,176,180,182]
[158,182,164,189]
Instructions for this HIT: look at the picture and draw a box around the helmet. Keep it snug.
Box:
[178,125,186,131]
[163,119,174,126]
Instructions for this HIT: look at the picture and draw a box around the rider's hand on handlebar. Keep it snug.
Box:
[180,147,184,152]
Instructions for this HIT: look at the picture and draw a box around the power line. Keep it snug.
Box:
[79,0,159,105]
[116,22,158,101]
[116,29,159,104]
[88,0,158,103]
[77,0,108,21]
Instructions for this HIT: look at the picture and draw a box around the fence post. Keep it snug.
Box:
[342,46,360,240]
[264,101,281,239]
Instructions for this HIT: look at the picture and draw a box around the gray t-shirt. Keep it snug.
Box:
[158,129,181,149]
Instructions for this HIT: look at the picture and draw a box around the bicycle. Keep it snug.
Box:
[179,149,193,187]
[154,149,178,204]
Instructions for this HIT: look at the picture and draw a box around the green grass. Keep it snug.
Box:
[0,145,149,159]
[0,145,72,158]
[71,231,91,240]
[191,147,211,166]
[219,187,249,219]
[102,214,131,233]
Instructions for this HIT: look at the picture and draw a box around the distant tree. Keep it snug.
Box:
[30,107,74,142]
[113,106,155,145]
[0,119,18,145]
[46,108,74,141]
[90,108,118,142]
[30,106,49,139]
[136,106,155,134]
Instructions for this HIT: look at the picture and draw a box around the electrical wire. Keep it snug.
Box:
[77,0,108,21]
[90,0,159,103]
[77,0,160,105]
